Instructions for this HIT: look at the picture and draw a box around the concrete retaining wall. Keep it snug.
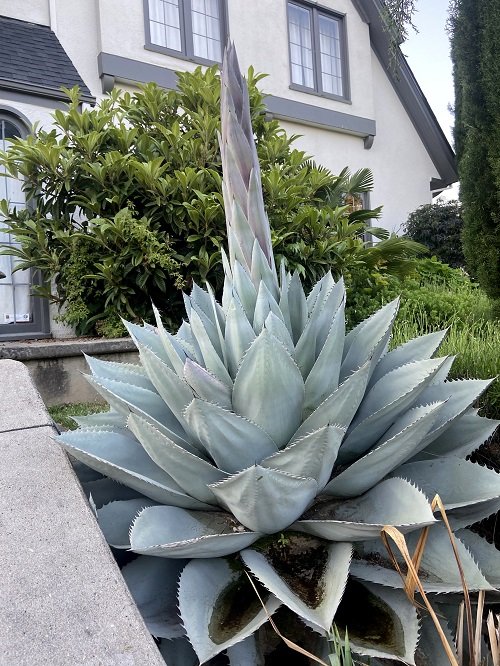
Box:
[0,338,138,405]
[0,359,164,665]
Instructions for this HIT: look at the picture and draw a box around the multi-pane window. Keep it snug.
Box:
[0,117,31,327]
[146,0,224,63]
[288,2,348,100]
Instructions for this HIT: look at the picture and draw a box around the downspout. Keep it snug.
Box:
[48,0,57,33]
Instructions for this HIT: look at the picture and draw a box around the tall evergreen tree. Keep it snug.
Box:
[450,0,500,300]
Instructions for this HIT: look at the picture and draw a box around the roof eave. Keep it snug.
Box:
[0,78,95,105]
[352,0,458,188]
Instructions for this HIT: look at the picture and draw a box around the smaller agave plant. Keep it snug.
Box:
[58,46,500,665]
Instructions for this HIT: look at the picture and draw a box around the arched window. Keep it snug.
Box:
[0,111,49,338]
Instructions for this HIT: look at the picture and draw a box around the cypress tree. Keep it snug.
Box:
[450,0,500,300]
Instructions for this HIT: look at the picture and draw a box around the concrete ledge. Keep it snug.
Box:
[0,360,164,665]
[0,338,139,406]
[0,337,137,361]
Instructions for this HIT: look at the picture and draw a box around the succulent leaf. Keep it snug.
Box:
[260,425,344,489]
[294,478,435,541]
[209,465,318,534]
[122,555,186,639]
[367,328,447,389]
[138,344,194,424]
[292,361,370,442]
[178,557,281,663]
[339,356,450,464]
[331,581,419,664]
[128,413,226,504]
[325,402,445,497]
[97,497,157,548]
[241,538,352,630]
[353,524,493,593]
[413,409,500,460]
[183,358,233,409]
[130,505,260,557]
[232,330,304,448]
[184,398,277,472]
[58,429,211,508]
[159,637,198,666]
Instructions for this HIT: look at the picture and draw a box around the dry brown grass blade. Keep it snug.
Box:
[244,571,329,666]
[474,590,485,664]
[381,524,459,666]
[487,612,500,666]
[431,495,476,666]
[457,602,464,666]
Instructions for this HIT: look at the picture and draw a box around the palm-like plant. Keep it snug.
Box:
[58,46,500,665]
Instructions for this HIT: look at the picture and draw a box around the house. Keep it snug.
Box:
[0,0,457,340]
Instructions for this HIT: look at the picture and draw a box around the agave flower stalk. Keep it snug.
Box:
[58,45,500,665]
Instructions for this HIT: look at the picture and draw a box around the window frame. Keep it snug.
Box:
[286,0,351,103]
[0,109,51,340]
[143,0,228,66]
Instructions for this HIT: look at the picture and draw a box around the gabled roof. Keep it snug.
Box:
[0,16,94,103]
[352,0,458,188]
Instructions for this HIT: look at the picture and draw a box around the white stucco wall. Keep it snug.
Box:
[368,53,438,232]
[53,0,101,97]
[0,0,49,26]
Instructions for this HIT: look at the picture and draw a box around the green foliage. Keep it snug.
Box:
[48,402,107,430]
[345,257,493,330]
[450,0,500,299]
[0,67,405,334]
[404,200,465,268]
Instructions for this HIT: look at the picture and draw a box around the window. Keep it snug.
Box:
[145,0,226,63]
[287,1,349,100]
[0,112,49,339]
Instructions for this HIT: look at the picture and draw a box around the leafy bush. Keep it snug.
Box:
[403,200,465,268]
[0,66,423,335]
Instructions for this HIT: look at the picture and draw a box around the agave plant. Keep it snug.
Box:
[58,45,500,665]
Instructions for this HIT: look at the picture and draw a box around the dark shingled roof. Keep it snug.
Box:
[0,16,94,102]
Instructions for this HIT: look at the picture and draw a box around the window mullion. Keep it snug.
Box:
[311,7,323,94]
[181,0,193,56]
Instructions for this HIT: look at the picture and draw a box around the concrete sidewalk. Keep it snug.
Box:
[0,359,164,665]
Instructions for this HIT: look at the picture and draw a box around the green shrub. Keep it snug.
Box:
[0,67,421,335]
[403,201,465,268]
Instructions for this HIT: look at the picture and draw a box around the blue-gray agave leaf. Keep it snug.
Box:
[209,465,318,534]
[183,358,232,409]
[159,637,198,666]
[367,328,447,389]
[293,478,435,541]
[130,505,260,557]
[232,329,304,448]
[260,425,344,490]
[178,557,281,663]
[455,528,500,587]
[84,353,152,390]
[184,398,277,472]
[97,498,157,548]
[127,413,226,504]
[325,402,446,497]
[226,635,263,666]
[352,525,493,593]
[241,538,351,630]
[122,555,186,639]
[58,429,211,509]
